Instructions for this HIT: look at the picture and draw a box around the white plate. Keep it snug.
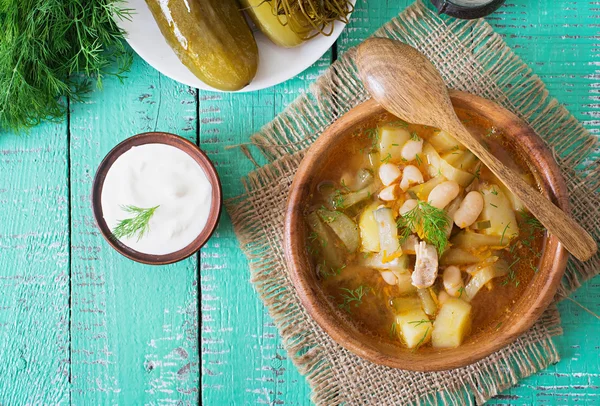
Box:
[118,0,354,92]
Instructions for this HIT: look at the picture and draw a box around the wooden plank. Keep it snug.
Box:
[0,0,597,404]
[68,56,200,403]
[489,1,600,137]
[199,55,332,405]
[0,120,70,404]
[486,1,600,402]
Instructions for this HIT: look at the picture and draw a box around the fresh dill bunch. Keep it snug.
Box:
[397,201,451,253]
[112,205,160,241]
[0,0,133,132]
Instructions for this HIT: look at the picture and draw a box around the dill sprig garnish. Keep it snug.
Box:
[338,285,370,313]
[415,327,430,349]
[389,321,398,339]
[112,205,160,241]
[397,201,451,253]
[408,319,432,327]
[387,120,408,128]
[319,263,346,279]
[506,210,545,262]
[0,0,133,132]
[364,128,379,149]
[502,257,521,287]
[414,153,423,166]
[500,222,511,245]
[520,210,545,233]
[380,153,392,164]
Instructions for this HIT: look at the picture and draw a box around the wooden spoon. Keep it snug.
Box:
[356,38,597,262]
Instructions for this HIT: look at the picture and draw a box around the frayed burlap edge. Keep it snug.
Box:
[226,1,599,404]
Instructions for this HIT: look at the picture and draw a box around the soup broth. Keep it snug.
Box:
[304,109,545,350]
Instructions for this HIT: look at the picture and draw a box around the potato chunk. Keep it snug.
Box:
[392,297,432,348]
[428,130,460,153]
[379,126,411,162]
[432,298,472,348]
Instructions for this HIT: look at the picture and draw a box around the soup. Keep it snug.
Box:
[304,110,545,350]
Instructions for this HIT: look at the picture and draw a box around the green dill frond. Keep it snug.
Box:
[0,0,133,132]
[338,285,370,313]
[112,205,159,241]
[399,201,451,253]
[389,321,398,339]
[500,222,511,245]
[407,319,431,327]
[380,153,392,164]
[520,210,545,232]
[386,120,408,128]
[414,154,423,166]
[415,327,430,349]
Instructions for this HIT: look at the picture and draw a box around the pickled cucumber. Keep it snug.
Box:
[240,0,305,48]
[146,0,258,91]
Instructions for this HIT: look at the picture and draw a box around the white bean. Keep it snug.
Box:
[453,191,484,228]
[378,163,402,186]
[399,199,418,216]
[443,266,465,297]
[381,271,397,285]
[428,180,460,209]
[400,165,424,191]
[378,184,399,201]
[401,139,423,161]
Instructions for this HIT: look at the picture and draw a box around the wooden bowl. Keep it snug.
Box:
[284,91,569,371]
[92,132,222,265]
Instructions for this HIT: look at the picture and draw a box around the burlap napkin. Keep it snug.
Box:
[227,1,600,404]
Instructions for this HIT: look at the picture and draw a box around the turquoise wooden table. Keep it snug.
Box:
[0,1,598,404]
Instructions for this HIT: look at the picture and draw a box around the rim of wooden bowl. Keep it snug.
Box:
[284,91,569,371]
[92,132,222,265]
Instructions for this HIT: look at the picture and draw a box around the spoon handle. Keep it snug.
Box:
[449,121,597,262]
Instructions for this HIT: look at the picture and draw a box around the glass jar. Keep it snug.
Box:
[430,0,506,19]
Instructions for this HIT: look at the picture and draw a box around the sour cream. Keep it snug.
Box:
[101,143,212,255]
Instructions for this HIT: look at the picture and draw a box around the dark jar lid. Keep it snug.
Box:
[430,0,505,20]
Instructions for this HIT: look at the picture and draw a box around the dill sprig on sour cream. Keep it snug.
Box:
[112,205,160,241]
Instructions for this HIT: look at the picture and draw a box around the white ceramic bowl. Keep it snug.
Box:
[118,0,354,92]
